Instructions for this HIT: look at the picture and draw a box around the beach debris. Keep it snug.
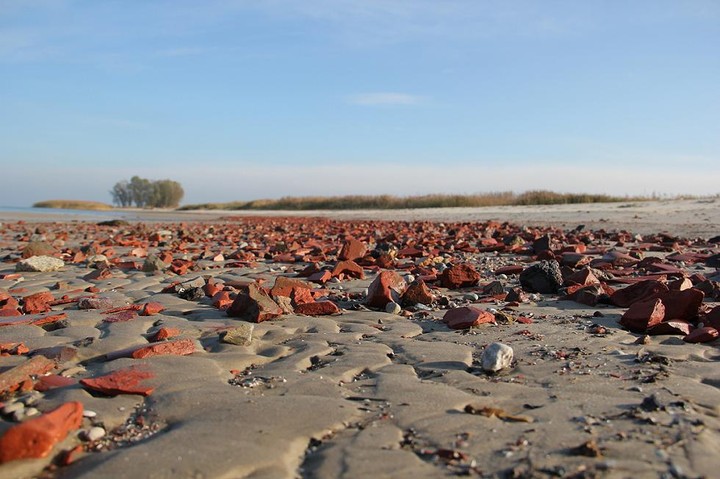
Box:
[683,326,719,343]
[481,342,514,372]
[519,260,563,293]
[439,263,481,289]
[227,283,283,322]
[338,238,367,261]
[442,306,496,330]
[0,355,55,395]
[401,279,434,306]
[16,255,64,272]
[21,291,54,314]
[131,339,197,359]
[384,301,401,315]
[21,241,57,259]
[619,298,665,333]
[0,401,83,463]
[294,301,340,316]
[464,404,533,422]
[80,367,155,396]
[220,323,254,346]
[366,271,407,308]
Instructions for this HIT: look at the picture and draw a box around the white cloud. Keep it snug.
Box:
[347,92,424,106]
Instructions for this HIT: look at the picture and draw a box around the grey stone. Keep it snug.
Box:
[519,260,563,294]
[16,255,64,272]
[385,301,401,315]
[220,323,254,346]
[481,342,514,373]
[142,254,166,273]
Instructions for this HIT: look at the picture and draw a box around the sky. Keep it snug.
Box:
[1,0,719,206]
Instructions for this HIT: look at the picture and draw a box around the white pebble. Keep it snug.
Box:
[385,302,401,315]
[404,274,416,284]
[2,402,25,415]
[83,410,98,418]
[24,407,39,417]
[464,293,479,301]
[86,426,106,441]
[481,342,514,373]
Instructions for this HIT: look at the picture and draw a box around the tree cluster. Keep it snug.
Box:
[110,176,184,208]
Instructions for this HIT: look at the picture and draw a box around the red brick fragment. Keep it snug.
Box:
[648,320,694,336]
[0,355,55,395]
[658,288,703,321]
[0,402,83,464]
[401,279,434,306]
[211,291,233,310]
[140,302,166,316]
[203,279,223,298]
[22,291,54,314]
[80,367,155,396]
[442,307,496,330]
[294,301,340,316]
[131,339,196,359]
[338,238,367,261]
[494,265,524,275]
[291,287,315,306]
[439,263,481,289]
[366,271,407,308]
[227,283,283,322]
[332,260,365,279]
[151,327,181,341]
[34,374,77,392]
[619,298,665,333]
[610,280,669,308]
[683,326,719,343]
[0,342,29,356]
[270,276,313,298]
[307,270,332,284]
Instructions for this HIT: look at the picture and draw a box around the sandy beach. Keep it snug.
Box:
[0,199,718,478]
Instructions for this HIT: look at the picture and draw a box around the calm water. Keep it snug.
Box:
[0,206,133,222]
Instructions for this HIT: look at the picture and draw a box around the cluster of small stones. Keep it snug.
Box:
[0,216,718,477]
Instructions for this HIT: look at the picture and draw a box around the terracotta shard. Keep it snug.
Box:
[366,271,407,308]
[338,238,367,261]
[442,307,496,330]
[270,276,313,298]
[331,260,365,279]
[80,367,155,396]
[0,355,55,395]
[294,301,340,316]
[683,326,719,343]
[401,279,435,306]
[131,338,196,359]
[0,402,83,464]
[619,298,665,333]
[227,283,283,322]
[611,280,669,308]
[439,263,481,289]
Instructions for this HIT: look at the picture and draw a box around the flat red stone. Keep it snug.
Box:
[366,271,406,308]
[104,310,138,323]
[659,288,704,321]
[22,291,54,314]
[294,301,340,316]
[34,374,77,392]
[80,367,155,396]
[620,298,665,333]
[338,238,367,261]
[0,402,83,464]
[442,307,496,330]
[151,327,181,341]
[0,355,55,395]
[332,260,365,279]
[439,263,481,289]
[611,280,669,308]
[140,302,166,316]
[131,339,196,359]
[683,326,719,344]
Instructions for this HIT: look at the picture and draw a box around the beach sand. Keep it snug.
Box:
[0,198,718,478]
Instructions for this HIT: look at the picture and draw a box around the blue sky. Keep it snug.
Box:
[1,0,718,206]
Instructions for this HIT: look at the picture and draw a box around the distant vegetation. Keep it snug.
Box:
[111,176,184,208]
[33,200,113,210]
[179,190,650,211]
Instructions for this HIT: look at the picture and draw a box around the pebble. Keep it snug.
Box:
[24,407,40,417]
[85,426,106,441]
[2,402,25,415]
[83,410,98,418]
[404,274,416,284]
[463,293,479,301]
[385,302,401,315]
[481,342,514,373]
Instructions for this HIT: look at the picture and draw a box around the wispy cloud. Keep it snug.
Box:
[347,92,424,106]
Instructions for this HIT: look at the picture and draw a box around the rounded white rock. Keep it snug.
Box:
[86,426,106,441]
[385,301,402,315]
[481,342,514,373]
